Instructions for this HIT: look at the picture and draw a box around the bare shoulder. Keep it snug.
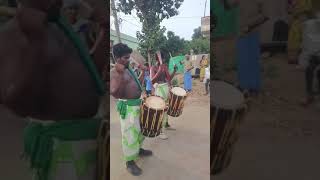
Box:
[0,20,28,55]
[110,67,118,78]
[0,21,29,72]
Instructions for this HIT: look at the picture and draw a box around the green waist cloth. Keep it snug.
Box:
[117,99,142,119]
[23,118,101,180]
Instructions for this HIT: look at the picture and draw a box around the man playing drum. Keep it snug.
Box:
[0,0,107,179]
[151,51,177,140]
[110,43,152,176]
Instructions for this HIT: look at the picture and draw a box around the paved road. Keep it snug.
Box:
[110,96,210,180]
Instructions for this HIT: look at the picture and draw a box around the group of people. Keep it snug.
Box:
[287,0,320,64]
[213,0,320,105]
[213,0,266,93]
[110,43,211,176]
[286,0,320,106]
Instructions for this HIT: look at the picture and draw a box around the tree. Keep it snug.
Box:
[118,0,184,64]
[163,31,187,57]
[192,27,202,40]
[189,38,209,54]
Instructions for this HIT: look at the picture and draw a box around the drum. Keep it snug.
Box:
[167,87,187,117]
[140,96,167,137]
[211,81,247,175]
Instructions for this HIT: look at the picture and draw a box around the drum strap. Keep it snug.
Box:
[128,67,143,91]
[116,99,142,119]
[157,84,167,99]
[55,16,106,96]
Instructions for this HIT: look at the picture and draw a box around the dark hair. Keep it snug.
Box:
[145,62,149,67]
[112,43,133,59]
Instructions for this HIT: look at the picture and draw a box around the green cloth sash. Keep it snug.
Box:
[23,118,101,180]
[116,99,142,119]
[128,67,143,91]
[157,83,168,100]
[55,16,106,96]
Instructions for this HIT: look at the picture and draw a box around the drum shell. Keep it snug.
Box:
[210,105,246,175]
[140,103,165,137]
[97,120,109,180]
[167,90,186,117]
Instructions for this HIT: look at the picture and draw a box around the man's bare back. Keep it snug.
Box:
[0,7,103,120]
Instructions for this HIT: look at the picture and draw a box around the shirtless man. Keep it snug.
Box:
[0,0,107,179]
[110,43,152,176]
[151,51,177,139]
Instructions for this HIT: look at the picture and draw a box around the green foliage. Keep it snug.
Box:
[161,28,209,57]
[192,27,202,40]
[163,31,188,57]
[118,0,184,63]
[188,38,209,54]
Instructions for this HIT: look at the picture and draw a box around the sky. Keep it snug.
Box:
[110,0,210,41]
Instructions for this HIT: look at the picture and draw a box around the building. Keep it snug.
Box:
[201,16,210,38]
[110,29,139,50]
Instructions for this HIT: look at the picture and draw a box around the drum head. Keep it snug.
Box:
[212,81,244,109]
[145,96,166,110]
[171,87,187,96]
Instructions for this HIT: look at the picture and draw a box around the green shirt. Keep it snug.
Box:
[212,0,239,38]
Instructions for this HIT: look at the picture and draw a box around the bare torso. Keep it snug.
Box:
[110,68,142,99]
[0,17,103,120]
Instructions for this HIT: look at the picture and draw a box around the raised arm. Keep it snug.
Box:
[80,0,108,75]
[151,66,162,83]
[138,69,145,84]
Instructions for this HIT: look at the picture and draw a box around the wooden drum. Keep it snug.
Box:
[97,120,109,180]
[211,81,247,175]
[167,87,187,117]
[140,96,167,137]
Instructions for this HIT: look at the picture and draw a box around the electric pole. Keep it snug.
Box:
[111,0,121,43]
[204,0,207,17]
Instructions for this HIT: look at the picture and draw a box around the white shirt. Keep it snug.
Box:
[204,66,210,83]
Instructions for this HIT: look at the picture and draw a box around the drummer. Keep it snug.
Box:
[110,43,152,176]
[151,51,178,140]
